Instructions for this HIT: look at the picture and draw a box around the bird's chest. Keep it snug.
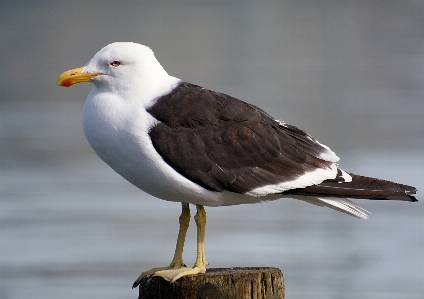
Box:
[80,92,224,204]
[81,94,165,191]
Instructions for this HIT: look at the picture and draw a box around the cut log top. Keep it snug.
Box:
[138,267,285,299]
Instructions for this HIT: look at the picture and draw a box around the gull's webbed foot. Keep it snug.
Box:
[153,265,206,283]
[132,259,186,288]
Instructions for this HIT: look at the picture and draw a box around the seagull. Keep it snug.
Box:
[57,42,417,287]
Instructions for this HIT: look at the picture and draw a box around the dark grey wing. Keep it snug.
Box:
[147,82,335,194]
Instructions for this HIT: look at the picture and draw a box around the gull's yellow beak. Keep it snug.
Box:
[57,66,101,87]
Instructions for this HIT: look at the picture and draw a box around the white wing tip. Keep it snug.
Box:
[316,140,340,163]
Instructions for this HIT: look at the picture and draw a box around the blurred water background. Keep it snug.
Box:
[1,1,424,299]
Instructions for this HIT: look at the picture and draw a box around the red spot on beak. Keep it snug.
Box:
[61,79,73,87]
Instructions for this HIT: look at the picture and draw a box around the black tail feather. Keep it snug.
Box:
[285,173,418,201]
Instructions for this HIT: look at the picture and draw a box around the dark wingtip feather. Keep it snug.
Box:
[285,173,418,202]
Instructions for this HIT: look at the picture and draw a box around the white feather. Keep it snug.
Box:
[247,164,338,196]
[338,168,352,182]
[298,196,370,219]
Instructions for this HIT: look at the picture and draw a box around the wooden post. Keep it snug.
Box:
[138,267,285,299]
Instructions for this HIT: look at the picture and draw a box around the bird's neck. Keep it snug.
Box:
[93,74,181,108]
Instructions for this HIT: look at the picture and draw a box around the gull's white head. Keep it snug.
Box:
[57,42,179,101]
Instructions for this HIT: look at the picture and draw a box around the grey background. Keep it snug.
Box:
[1,1,423,299]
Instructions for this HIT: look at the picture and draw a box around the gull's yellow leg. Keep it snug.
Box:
[169,202,191,268]
[132,202,190,288]
[154,205,208,283]
[194,205,208,268]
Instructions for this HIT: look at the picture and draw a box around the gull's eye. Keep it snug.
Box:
[109,60,121,67]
